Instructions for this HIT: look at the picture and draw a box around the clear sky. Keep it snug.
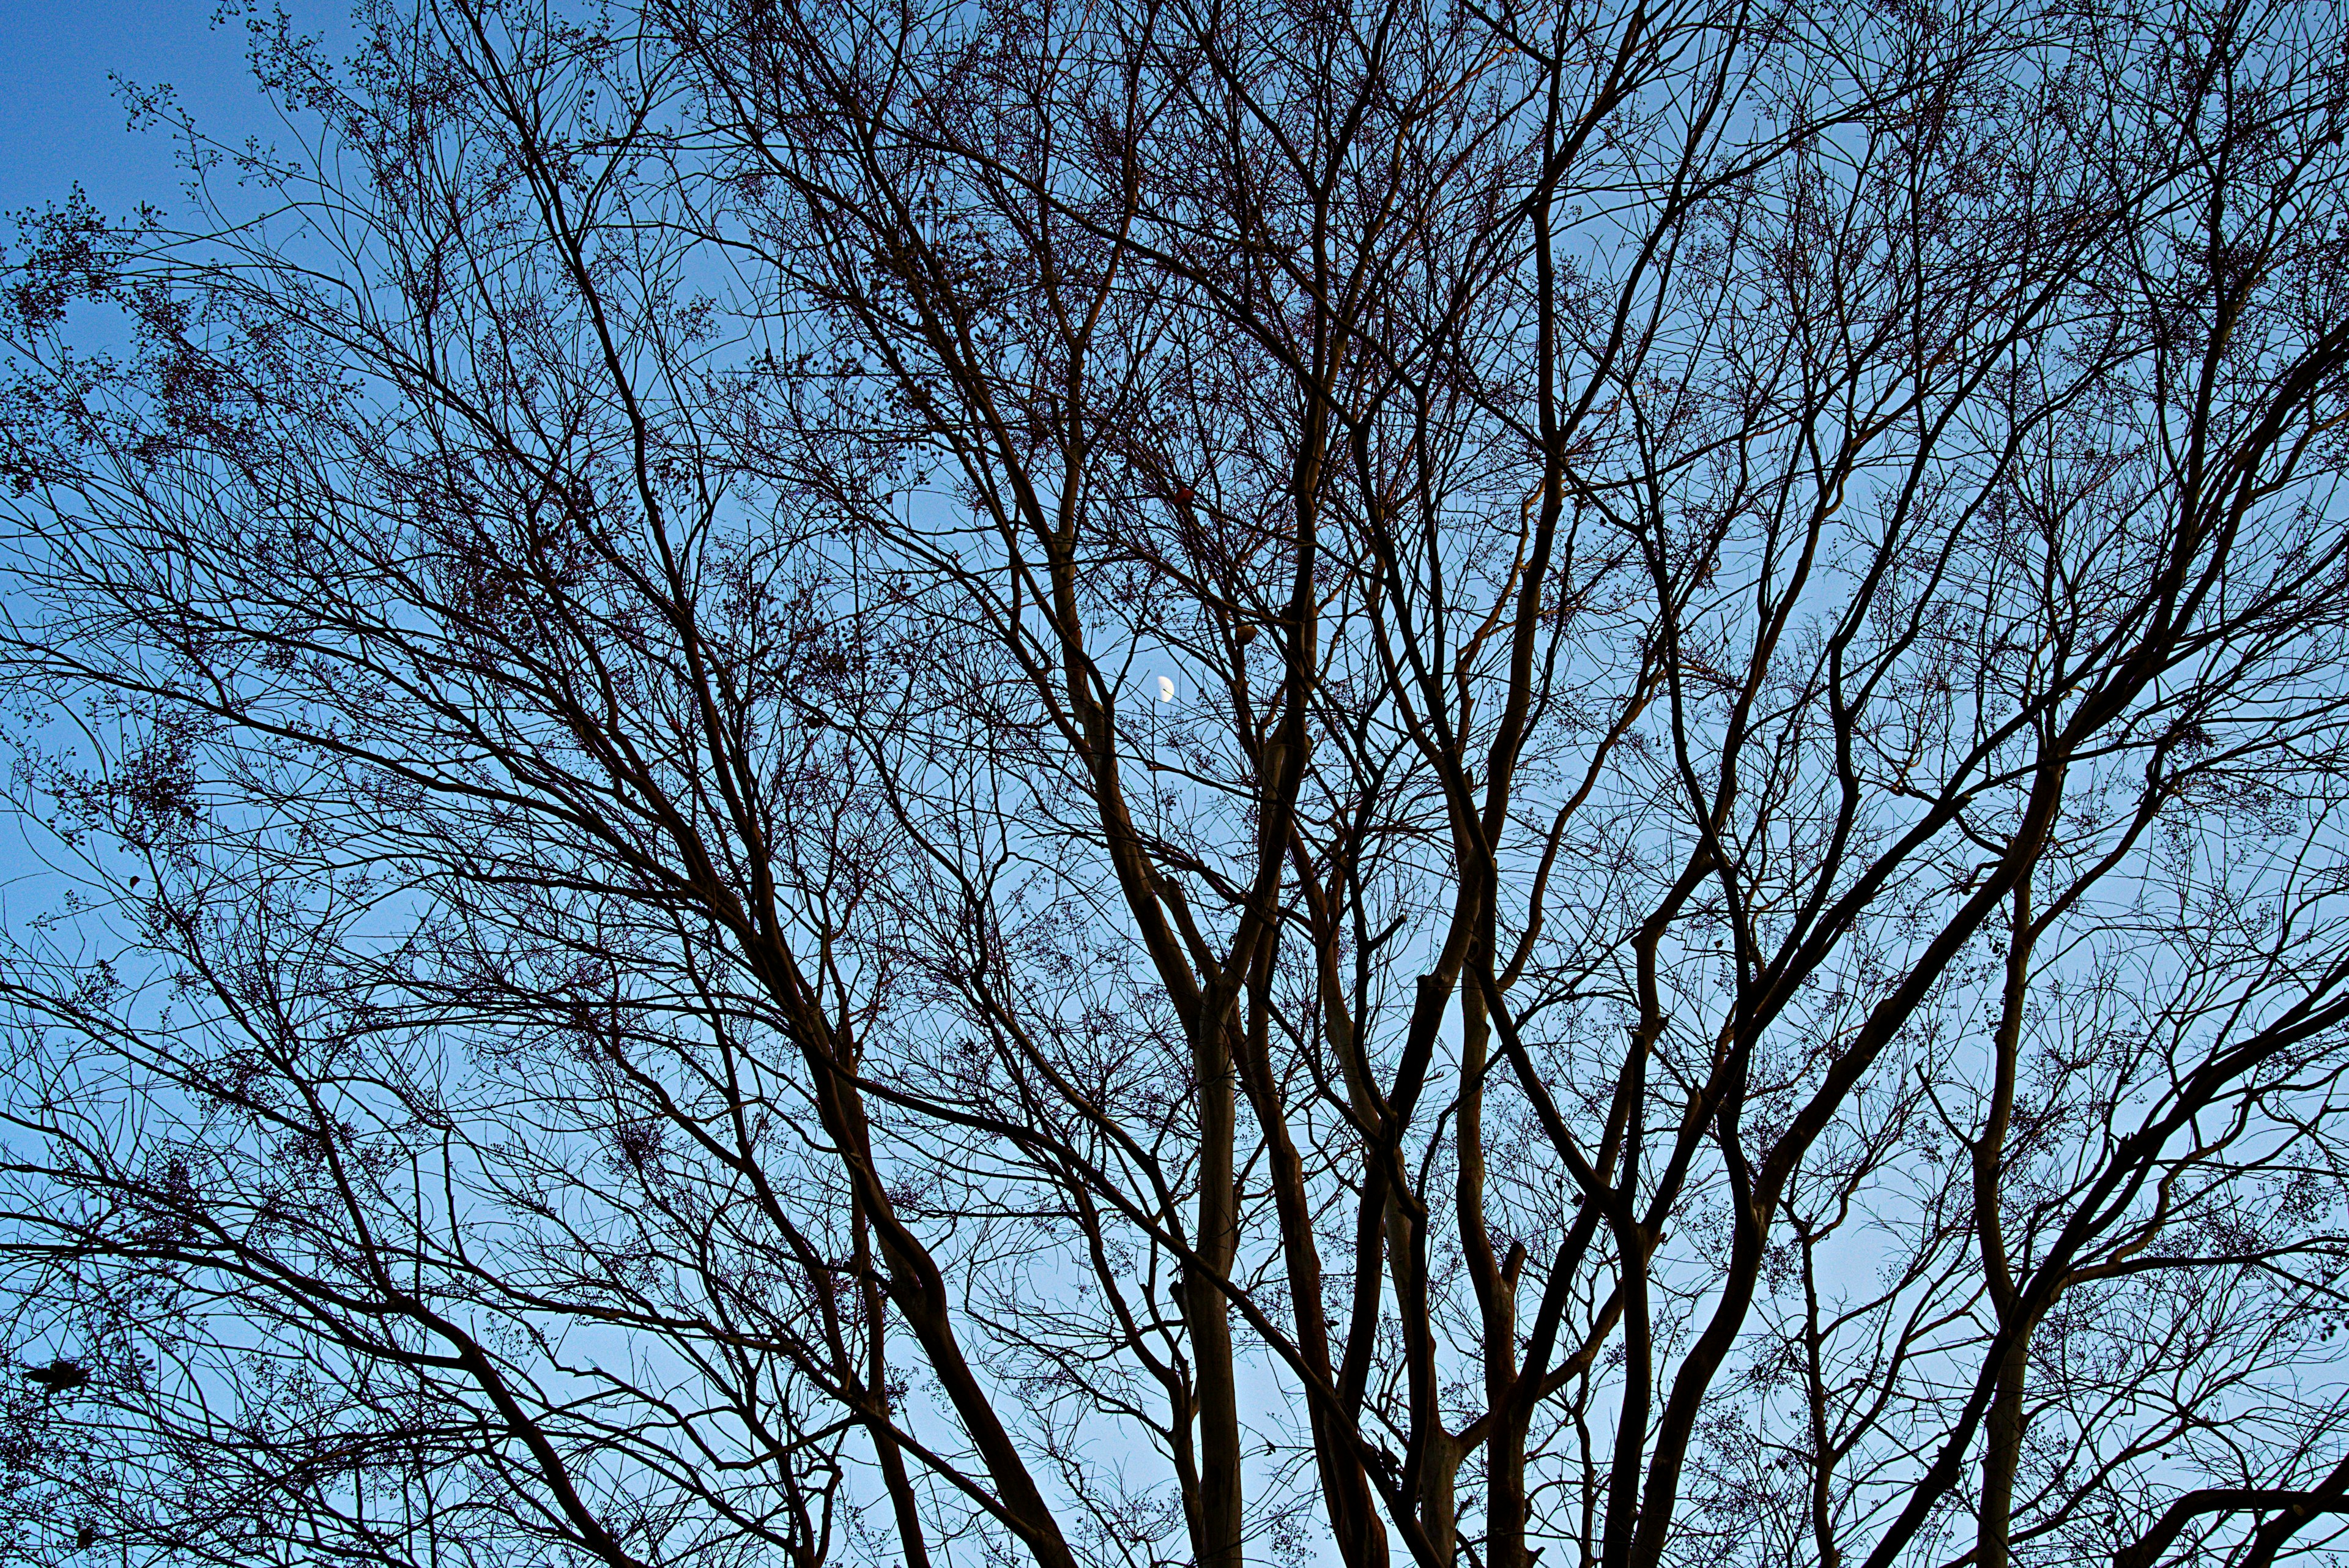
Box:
[0,1,319,221]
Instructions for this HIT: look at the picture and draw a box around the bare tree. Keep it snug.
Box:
[3,1,2349,1567]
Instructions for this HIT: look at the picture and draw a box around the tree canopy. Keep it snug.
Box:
[4,2,2349,1567]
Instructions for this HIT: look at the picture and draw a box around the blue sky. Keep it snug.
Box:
[0,1,314,221]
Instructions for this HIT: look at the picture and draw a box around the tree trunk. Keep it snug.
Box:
[1189,1013,1245,1568]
